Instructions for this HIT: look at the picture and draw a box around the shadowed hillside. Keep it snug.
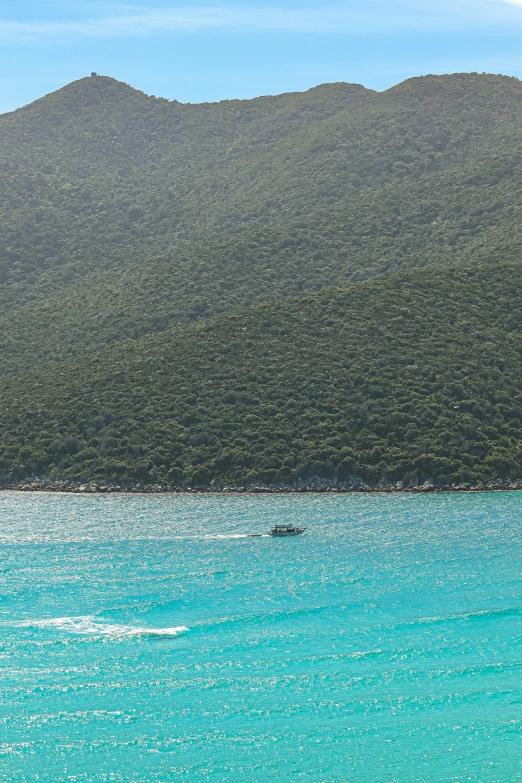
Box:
[2,263,522,488]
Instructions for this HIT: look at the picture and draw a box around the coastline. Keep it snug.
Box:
[2,479,522,494]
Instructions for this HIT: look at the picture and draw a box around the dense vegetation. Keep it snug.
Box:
[3,73,522,372]
[3,73,522,488]
[3,263,522,488]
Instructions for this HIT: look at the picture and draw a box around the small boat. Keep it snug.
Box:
[247,534,263,538]
[268,523,306,537]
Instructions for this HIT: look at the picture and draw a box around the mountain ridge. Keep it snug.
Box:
[5,70,518,116]
[3,73,374,115]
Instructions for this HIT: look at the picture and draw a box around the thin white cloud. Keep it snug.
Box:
[0,7,392,41]
[487,0,522,11]
[1,1,522,43]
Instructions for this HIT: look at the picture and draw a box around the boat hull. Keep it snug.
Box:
[268,529,306,537]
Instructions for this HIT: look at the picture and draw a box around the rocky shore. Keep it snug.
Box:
[3,478,522,494]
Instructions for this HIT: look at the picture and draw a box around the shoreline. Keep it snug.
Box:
[2,480,522,495]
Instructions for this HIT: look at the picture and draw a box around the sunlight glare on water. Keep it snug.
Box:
[1,491,522,782]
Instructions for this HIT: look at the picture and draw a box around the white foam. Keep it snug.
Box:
[13,616,188,638]
[205,534,253,539]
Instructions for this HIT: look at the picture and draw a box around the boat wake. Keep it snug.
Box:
[201,533,267,539]
[12,616,189,638]
[162,533,267,540]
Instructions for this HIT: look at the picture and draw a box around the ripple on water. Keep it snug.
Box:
[1,491,522,782]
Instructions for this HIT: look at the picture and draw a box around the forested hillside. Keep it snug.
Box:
[2,263,522,488]
[2,73,522,372]
[3,73,522,489]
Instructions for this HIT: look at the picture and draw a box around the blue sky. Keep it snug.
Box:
[3,0,522,112]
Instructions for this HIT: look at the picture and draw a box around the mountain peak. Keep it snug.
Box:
[11,74,156,120]
[386,71,522,100]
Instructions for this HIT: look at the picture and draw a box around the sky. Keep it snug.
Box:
[3,0,522,112]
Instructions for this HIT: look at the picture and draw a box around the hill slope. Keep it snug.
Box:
[3,73,522,372]
[2,262,522,488]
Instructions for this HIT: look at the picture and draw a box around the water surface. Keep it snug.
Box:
[1,491,521,781]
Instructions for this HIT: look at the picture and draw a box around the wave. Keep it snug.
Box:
[198,603,331,633]
[12,616,189,638]
[415,606,521,626]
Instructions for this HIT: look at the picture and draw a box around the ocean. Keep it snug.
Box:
[1,491,521,782]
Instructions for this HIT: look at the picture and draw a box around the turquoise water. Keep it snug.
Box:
[1,492,522,782]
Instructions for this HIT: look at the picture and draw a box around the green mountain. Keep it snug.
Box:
[2,263,522,488]
[3,73,522,488]
[2,73,522,373]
